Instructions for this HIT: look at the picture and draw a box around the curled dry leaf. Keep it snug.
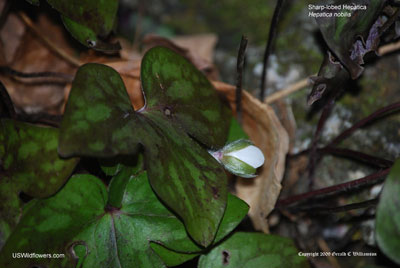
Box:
[212,81,289,233]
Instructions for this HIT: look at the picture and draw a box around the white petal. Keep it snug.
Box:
[226,145,264,168]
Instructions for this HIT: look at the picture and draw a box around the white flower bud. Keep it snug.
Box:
[209,139,265,178]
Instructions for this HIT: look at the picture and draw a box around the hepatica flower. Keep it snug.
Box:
[209,139,265,178]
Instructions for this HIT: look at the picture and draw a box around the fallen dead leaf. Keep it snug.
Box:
[1,14,74,114]
[0,13,26,64]
[213,81,289,233]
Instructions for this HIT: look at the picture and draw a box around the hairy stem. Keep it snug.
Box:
[235,35,248,124]
[292,198,379,214]
[277,168,390,207]
[107,169,132,209]
[329,101,400,147]
[259,0,285,100]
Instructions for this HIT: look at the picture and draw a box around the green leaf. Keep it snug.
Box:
[376,159,400,265]
[198,232,309,268]
[316,0,384,79]
[46,0,118,36]
[140,46,232,149]
[45,0,119,50]
[150,193,249,266]
[59,47,232,246]
[0,119,78,248]
[61,16,121,52]
[0,172,247,268]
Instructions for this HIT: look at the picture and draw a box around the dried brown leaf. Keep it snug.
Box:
[1,14,74,114]
[213,81,289,233]
[0,14,26,64]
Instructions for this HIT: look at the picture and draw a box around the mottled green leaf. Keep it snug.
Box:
[0,172,247,268]
[316,0,384,79]
[59,47,232,246]
[0,119,78,248]
[46,0,118,36]
[141,46,232,149]
[62,16,121,52]
[150,193,249,266]
[376,159,400,265]
[45,0,119,50]
[198,232,309,268]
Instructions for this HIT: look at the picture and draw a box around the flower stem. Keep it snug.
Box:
[107,169,131,209]
[277,168,390,207]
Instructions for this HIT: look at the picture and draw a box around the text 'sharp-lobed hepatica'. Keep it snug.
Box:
[58,46,232,247]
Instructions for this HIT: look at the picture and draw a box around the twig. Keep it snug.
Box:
[294,198,379,214]
[277,168,390,207]
[235,36,248,124]
[378,39,400,55]
[265,78,310,104]
[259,0,285,100]
[263,40,400,104]
[317,238,341,268]
[17,12,82,67]
[0,66,73,82]
[0,81,16,119]
[328,101,400,147]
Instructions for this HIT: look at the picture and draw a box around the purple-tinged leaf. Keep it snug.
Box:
[59,47,232,246]
[0,119,78,248]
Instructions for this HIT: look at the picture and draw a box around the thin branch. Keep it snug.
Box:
[17,12,82,67]
[235,36,248,124]
[265,77,310,104]
[259,0,285,100]
[328,101,400,147]
[293,198,379,214]
[277,168,390,207]
[0,66,73,82]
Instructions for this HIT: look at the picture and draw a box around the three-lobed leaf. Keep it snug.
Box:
[0,171,248,267]
[0,119,78,248]
[58,47,232,246]
[376,159,400,265]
